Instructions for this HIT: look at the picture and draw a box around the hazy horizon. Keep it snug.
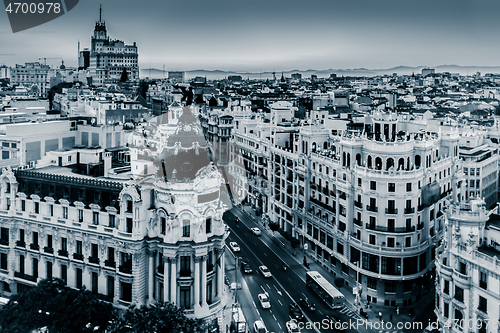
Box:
[1,0,498,71]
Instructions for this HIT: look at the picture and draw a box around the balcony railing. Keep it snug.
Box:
[404,207,415,214]
[385,208,398,214]
[119,265,132,274]
[16,241,26,247]
[179,270,191,277]
[58,250,68,257]
[104,260,116,268]
[0,239,8,246]
[14,271,37,282]
[30,244,40,251]
[89,257,100,265]
[43,246,54,254]
[366,205,378,212]
[354,201,362,209]
[354,218,362,226]
[417,223,424,230]
[365,223,415,233]
[418,205,425,211]
[73,253,84,261]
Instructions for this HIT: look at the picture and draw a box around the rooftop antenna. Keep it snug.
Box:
[99,4,102,22]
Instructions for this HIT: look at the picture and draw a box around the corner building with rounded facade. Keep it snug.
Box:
[0,106,229,331]
[276,111,462,307]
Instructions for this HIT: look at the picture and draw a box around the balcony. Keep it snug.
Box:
[385,208,398,214]
[179,270,191,277]
[417,223,424,230]
[365,223,415,233]
[104,260,116,268]
[354,218,362,226]
[366,205,378,212]
[354,201,362,209]
[43,246,54,254]
[30,244,40,251]
[404,207,415,214]
[0,239,8,246]
[207,264,214,273]
[119,265,132,274]
[16,241,26,248]
[14,271,37,282]
[58,250,68,257]
[73,253,83,261]
[418,205,425,212]
[89,257,100,265]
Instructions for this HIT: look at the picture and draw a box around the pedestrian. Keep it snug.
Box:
[379,312,382,321]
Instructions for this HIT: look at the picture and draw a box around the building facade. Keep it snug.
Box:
[10,62,50,96]
[435,199,499,333]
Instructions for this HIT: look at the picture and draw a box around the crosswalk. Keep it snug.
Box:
[339,306,362,319]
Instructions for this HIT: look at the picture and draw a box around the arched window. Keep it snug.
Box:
[407,157,410,170]
[312,142,317,152]
[375,157,382,170]
[342,152,346,167]
[454,309,463,327]
[347,153,351,168]
[356,154,362,166]
[323,142,328,150]
[398,158,404,170]
[415,155,421,169]
[367,156,372,169]
[386,158,394,170]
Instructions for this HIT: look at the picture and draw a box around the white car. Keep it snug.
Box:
[229,242,240,252]
[258,293,271,309]
[259,265,272,278]
[286,321,301,333]
[253,320,268,333]
[251,227,261,236]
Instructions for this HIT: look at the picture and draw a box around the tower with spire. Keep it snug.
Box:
[92,4,108,42]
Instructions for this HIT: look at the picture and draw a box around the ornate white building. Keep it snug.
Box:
[0,105,229,331]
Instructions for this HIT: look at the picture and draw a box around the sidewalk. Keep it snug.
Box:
[236,204,435,327]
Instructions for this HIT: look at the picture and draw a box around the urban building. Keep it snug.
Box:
[422,68,436,76]
[10,62,50,96]
[0,105,229,332]
[88,7,139,86]
[435,199,499,333]
[168,71,184,84]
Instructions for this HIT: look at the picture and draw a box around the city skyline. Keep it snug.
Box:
[1,0,499,72]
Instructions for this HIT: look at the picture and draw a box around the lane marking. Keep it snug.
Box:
[278,300,283,306]
[273,315,277,321]
[318,310,323,316]
[288,278,292,282]
[301,292,307,298]
[266,284,271,289]
[277,323,282,329]
[263,252,268,256]
[261,286,267,293]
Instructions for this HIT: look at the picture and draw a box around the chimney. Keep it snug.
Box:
[104,152,112,177]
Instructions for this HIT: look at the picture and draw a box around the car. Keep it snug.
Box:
[240,260,252,274]
[286,320,301,333]
[251,227,261,236]
[229,242,240,252]
[288,304,304,320]
[259,265,272,278]
[253,320,268,333]
[258,293,271,309]
[299,298,315,312]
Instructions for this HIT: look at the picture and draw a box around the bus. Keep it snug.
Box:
[230,304,246,333]
[306,271,344,309]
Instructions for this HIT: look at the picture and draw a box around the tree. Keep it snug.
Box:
[107,302,205,333]
[0,278,116,333]
[120,68,128,82]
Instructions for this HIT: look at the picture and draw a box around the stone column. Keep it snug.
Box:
[201,255,207,306]
[148,250,154,303]
[194,255,200,308]
[170,256,177,305]
[217,249,224,297]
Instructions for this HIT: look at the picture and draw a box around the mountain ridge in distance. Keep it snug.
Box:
[140,65,500,80]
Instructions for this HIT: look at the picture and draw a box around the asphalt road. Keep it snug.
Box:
[223,209,375,333]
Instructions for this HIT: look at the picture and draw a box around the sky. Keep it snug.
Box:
[0,0,498,72]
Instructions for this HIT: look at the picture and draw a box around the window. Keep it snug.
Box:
[93,212,99,225]
[32,232,38,247]
[179,286,191,309]
[127,200,133,213]
[19,229,25,243]
[107,276,114,298]
[76,268,83,288]
[337,242,344,255]
[46,261,52,280]
[443,302,449,319]
[160,217,166,235]
[109,215,115,228]
[443,280,449,294]
[34,202,39,214]
[92,272,98,293]
[126,218,133,233]
[479,271,487,289]
[78,209,83,222]
[370,181,376,190]
[406,183,412,192]
[62,207,68,219]
[49,205,53,216]
[385,281,396,293]
[358,178,361,187]
[454,286,463,302]
[387,237,394,247]
[0,253,7,270]
[0,227,8,245]
[388,219,395,232]
[61,264,67,284]
[369,234,375,245]
[180,256,190,276]
[183,220,190,237]
[61,237,67,252]
[120,282,132,302]
[405,237,411,247]
[367,277,377,290]
[206,217,212,234]
[388,183,395,192]
[21,200,25,211]
[47,235,52,249]
[478,295,487,313]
